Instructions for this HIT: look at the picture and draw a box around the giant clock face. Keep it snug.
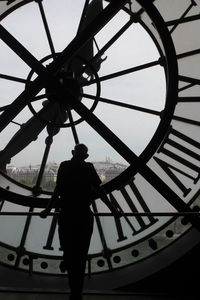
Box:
[0,0,200,287]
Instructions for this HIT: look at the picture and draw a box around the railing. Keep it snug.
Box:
[0,210,199,277]
[0,212,199,216]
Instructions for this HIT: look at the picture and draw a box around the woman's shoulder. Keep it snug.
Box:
[85,161,96,170]
[60,160,70,167]
[58,160,71,172]
[85,161,93,166]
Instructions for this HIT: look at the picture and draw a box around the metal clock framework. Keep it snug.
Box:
[0,0,199,288]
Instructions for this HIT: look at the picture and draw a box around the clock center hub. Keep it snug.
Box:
[46,71,83,110]
[26,53,100,127]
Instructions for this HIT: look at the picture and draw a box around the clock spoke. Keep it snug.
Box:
[0,73,27,84]
[0,24,49,78]
[36,0,56,60]
[32,125,55,196]
[82,93,161,117]
[177,48,200,60]
[67,109,80,145]
[82,60,161,86]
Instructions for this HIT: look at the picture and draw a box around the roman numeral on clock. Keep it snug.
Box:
[154,127,200,197]
[109,178,158,242]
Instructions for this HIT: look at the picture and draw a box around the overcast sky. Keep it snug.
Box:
[0,0,165,167]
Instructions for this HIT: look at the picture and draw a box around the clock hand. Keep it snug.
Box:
[77,0,90,36]
[70,0,105,79]
[0,101,67,172]
[77,0,102,35]
[50,0,129,72]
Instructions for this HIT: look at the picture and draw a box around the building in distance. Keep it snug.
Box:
[6,158,127,191]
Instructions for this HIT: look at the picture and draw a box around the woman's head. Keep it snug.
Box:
[72,144,89,160]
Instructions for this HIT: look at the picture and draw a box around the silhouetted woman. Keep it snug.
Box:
[41,144,119,300]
